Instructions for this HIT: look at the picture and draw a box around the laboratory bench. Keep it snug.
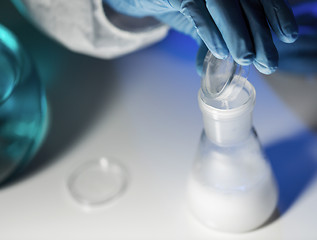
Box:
[1,2,317,239]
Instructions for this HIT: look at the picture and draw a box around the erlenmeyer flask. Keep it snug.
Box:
[0,25,48,184]
[187,52,278,232]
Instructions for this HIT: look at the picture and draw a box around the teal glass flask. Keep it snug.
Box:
[0,25,48,184]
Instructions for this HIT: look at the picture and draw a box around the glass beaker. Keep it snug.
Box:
[187,52,278,232]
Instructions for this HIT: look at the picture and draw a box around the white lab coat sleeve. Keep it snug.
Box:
[11,0,169,58]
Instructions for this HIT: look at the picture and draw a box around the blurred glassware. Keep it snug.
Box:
[0,24,48,184]
[67,157,128,209]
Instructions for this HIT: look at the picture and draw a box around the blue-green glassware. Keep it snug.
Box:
[0,24,48,184]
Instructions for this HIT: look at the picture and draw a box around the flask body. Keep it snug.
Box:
[0,25,48,183]
[187,130,278,232]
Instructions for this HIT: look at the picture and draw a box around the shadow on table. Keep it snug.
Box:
[260,65,317,219]
[265,130,317,215]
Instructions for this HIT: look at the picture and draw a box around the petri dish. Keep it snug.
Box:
[201,51,249,101]
[67,157,128,208]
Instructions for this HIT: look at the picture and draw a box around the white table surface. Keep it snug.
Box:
[1,2,317,239]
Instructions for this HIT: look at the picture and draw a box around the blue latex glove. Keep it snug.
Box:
[105,0,298,75]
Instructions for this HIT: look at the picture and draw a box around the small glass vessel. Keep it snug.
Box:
[67,157,129,209]
[187,52,278,232]
[0,25,48,184]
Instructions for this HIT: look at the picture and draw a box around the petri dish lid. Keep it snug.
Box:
[67,157,128,208]
[201,51,249,100]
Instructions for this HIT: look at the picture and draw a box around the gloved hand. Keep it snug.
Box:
[105,0,298,75]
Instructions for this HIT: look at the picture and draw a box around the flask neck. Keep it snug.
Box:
[198,80,255,146]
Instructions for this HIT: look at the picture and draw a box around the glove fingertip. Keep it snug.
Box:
[253,60,277,75]
[282,32,299,43]
[235,53,255,66]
